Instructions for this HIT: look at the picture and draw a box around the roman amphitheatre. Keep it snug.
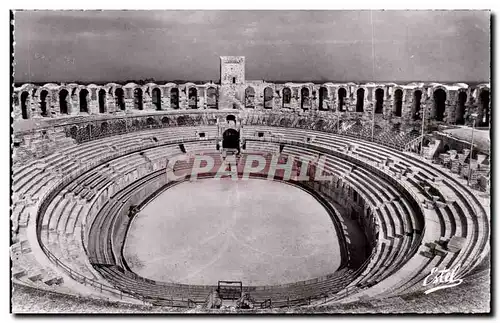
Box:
[11,56,490,313]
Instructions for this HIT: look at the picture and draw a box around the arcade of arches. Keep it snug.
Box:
[14,84,490,128]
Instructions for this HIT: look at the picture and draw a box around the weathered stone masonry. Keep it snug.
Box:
[13,56,490,128]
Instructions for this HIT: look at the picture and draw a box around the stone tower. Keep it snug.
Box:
[219,56,245,110]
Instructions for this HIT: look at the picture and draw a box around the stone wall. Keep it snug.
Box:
[14,81,490,130]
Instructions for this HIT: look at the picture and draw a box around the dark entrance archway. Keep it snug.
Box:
[98,89,106,113]
[338,88,347,112]
[170,88,179,109]
[356,88,364,112]
[479,89,490,126]
[301,87,310,110]
[152,88,162,110]
[433,89,446,121]
[264,87,273,109]
[40,90,49,117]
[207,87,217,109]
[134,88,143,110]
[115,88,125,110]
[413,90,422,121]
[226,115,236,123]
[393,89,403,117]
[188,88,198,109]
[59,89,69,114]
[79,89,89,113]
[319,87,328,111]
[282,87,291,108]
[20,91,29,119]
[374,88,384,114]
[222,128,240,150]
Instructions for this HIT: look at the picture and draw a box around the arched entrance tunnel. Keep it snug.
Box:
[222,128,240,151]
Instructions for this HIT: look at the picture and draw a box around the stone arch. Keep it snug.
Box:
[314,119,326,131]
[131,119,140,130]
[297,118,307,128]
[79,89,89,113]
[222,128,240,150]
[338,88,347,112]
[301,87,310,110]
[101,121,108,134]
[152,88,162,110]
[413,90,423,121]
[226,114,236,123]
[456,91,467,125]
[393,89,403,117]
[134,88,143,110]
[115,88,125,110]
[206,87,217,109]
[356,88,364,112]
[98,89,106,113]
[87,124,95,139]
[279,117,289,127]
[433,88,446,121]
[146,117,157,128]
[319,86,328,111]
[282,87,292,108]
[69,125,78,139]
[170,88,179,109]
[374,88,384,114]
[177,115,187,126]
[160,117,170,126]
[188,87,198,109]
[479,89,490,126]
[59,89,69,114]
[20,91,29,119]
[40,90,49,117]
[264,87,273,109]
[245,87,255,109]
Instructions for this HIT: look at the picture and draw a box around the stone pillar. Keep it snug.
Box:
[203,86,208,109]
[106,93,115,113]
[30,93,42,119]
[88,88,98,114]
[13,92,22,121]
[402,89,413,122]
[68,94,78,116]
[444,91,457,124]
[197,87,205,110]
[142,87,152,110]
[26,95,35,120]
[311,86,318,111]
[179,86,187,110]
[124,87,134,111]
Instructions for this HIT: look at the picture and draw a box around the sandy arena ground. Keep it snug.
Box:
[123,178,341,286]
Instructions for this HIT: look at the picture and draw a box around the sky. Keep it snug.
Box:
[13,10,490,83]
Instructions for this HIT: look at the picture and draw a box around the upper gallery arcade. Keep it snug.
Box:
[13,56,491,127]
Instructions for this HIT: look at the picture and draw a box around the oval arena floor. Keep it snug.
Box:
[123,178,342,286]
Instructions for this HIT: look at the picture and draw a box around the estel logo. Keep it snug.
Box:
[422,264,463,294]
